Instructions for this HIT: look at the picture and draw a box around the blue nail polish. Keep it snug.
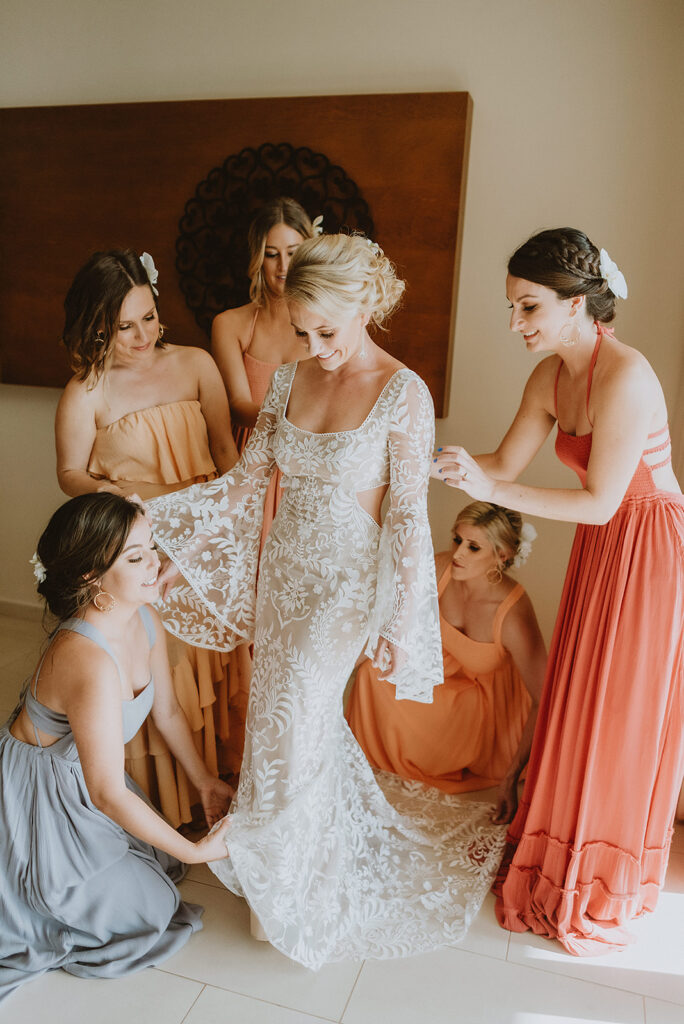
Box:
[432,458,437,462]
[438,469,442,473]
[437,447,442,452]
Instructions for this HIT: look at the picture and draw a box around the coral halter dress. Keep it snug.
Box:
[495,326,684,955]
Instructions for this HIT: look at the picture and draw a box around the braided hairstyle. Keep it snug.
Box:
[508,228,616,323]
[454,502,523,570]
[35,493,144,621]
[285,234,405,329]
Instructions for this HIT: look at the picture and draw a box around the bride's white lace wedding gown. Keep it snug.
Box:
[148,363,505,968]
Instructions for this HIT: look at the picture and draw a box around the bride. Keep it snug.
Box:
[149,234,506,967]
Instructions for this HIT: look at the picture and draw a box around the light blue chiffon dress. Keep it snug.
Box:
[0,608,203,1003]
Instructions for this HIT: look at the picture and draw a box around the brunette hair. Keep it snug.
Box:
[35,493,144,621]
[248,198,314,306]
[508,228,616,323]
[454,502,523,570]
[62,249,163,383]
[285,234,405,328]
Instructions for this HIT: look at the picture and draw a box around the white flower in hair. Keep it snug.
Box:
[599,248,628,299]
[311,215,324,236]
[365,237,382,257]
[30,552,47,583]
[140,252,159,295]
[512,521,537,568]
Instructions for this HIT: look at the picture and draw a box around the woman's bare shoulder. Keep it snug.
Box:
[212,303,258,346]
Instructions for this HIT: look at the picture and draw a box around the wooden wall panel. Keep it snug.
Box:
[0,92,471,414]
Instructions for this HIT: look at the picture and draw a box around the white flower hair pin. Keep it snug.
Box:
[599,248,628,299]
[30,552,47,583]
[140,252,159,296]
[365,237,382,257]
[311,215,324,236]
[512,522,537,568]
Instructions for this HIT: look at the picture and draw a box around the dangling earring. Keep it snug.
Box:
[560,319,580,347]
[486,564,503,586]
[358,325,367,360]
[95,329,106,345]
[157,325,165,343]
[93,580,116,613]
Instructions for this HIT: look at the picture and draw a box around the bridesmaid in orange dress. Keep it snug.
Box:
[347,502,547,823]
[211,198,316,541]
[55,249,247,827]
[433,227,684,955]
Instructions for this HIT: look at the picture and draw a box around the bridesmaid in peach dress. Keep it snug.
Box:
[211,198,316,541]
[433,228,684,955]
[347,502,547,824]
[55,249,247,827]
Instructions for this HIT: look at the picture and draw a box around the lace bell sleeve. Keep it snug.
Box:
[365,372,443,702]
[146,367,286,651]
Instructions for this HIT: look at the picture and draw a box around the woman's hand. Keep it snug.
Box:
[431,446,497,501]
[157,559,181,601]
[191,815,231,863]
[198,776,234,828]
[372,638,407,681]
[492,776,519,825]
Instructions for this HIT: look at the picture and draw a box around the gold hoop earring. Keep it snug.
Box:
[157,325,165,342]
[95,329,106,345]
[93,581,116,613]
[486,565,503,586]
[560,320,580,347]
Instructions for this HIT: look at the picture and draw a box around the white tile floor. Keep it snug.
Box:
[1,611,682,1024]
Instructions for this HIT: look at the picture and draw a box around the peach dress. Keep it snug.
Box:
[231,309,282,543]
[88,400,251,826]
[495,326,684,955]
[347,567,531,793]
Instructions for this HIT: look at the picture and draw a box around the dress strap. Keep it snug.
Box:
[584,327,604,428]
[244,306,260,356]
[492,583,524,649]
[553,359,563,421]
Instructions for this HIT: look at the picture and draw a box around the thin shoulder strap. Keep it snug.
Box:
[57,618,124,681]
[493,583,524,648]
[585,329,604,427]
[244,306,260,355]
[553,359,563,420]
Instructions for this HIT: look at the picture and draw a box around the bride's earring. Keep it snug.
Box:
[560,317,580,347]
[93,580,116,613]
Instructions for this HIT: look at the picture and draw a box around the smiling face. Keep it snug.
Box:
[288,301,368,372]
[97,515,160,607]
[450,522,503,582]
[262,223,305,298]
[112,284,159,362]
[506,274,585,352]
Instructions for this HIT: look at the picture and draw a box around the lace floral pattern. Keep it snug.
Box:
[147,364,506,967]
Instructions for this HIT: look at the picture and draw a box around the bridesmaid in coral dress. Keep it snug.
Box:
[211,198,316,542]
[347,501,547,824]
[433,227,684,956]
[55,249,246,827]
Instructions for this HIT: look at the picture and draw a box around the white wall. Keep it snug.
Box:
[1,0,683,638]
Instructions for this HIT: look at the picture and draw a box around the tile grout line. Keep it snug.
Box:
[155,967,338,1022]
[178,981,206,1024]
[338,959,366,1023]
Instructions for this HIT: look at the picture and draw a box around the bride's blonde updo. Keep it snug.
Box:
[285,234,405,328]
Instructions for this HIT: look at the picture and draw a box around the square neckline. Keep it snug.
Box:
[281,363,406,437]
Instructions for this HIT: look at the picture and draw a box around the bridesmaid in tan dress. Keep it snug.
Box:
[55,249,248,827]
[211,198,316,540]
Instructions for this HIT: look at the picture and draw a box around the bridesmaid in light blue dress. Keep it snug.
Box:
[0,494,232,1003]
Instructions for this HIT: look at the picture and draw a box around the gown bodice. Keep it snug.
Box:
[554,326,673,499]
[23,609,156,755]
[88,399,216,488]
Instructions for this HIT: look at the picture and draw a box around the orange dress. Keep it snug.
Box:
[231,310,283,543]
[88,400,251,826]
[347,568,532,793]
[495,327,684,955]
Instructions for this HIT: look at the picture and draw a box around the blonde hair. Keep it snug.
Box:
[454,502,523,569]
[248,197,314,307]
[285,234,405,328]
